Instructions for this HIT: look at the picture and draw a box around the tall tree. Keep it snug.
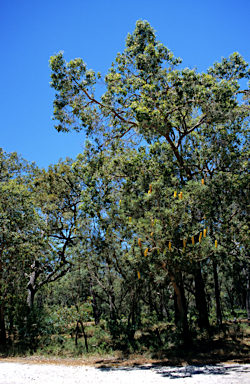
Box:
[49,20,250,334]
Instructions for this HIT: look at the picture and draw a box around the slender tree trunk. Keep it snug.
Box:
[213,259,222,326]
[89,275,100,325]
[174,290,180,325]
[194,265,210,330]
[27,269,37,311]
[79,320,89,353]
[169,272,189,338]
[105,264,116,321]
[75,322,79,346]
[160,290,169,320]
[148,284,153,314]
[127,290,137,341]
[245,265,250,322]
[0,303,6,345]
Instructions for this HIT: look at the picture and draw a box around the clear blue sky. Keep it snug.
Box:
[1,0,250,169]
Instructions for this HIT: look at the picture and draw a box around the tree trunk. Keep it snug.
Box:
[174,290,180,324]
[79,320,89,353]
[213,259,222,326]
[169,272,189,338]
[105,263,116,321]
[245,265,250,322]
[127,290,137,341]
[75,322,79,346]
[89,275,100,325]
[194,265,210,330]
[0,303,6,345]
[160,290,169,320]
[27,268,37,311]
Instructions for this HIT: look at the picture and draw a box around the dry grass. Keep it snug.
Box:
[1,320,250,368]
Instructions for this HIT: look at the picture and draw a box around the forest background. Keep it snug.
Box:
[1,1,250,361]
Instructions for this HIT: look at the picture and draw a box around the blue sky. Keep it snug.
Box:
[1,0,250,169]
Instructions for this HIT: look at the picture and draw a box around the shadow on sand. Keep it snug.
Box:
[96,362,250,380]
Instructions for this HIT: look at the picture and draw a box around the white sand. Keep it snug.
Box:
[1,362,250,384]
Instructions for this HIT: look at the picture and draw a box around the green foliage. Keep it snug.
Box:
[2,20,250,354]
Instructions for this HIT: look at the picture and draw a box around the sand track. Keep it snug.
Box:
[1,361,250,383]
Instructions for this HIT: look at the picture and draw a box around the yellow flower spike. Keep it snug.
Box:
[174,191,177,198]
[137,271,141,279]
[151,219,154,227]
[192,236,195,245]
[183,247,185,253]
[215,240,218,248]
[199,232,202,242]
[149,184,152,192]
[142,170,144,175]
[179,191,183,200]
[169,241,171,250]
[154,219,157,225]
[203,228,207,237]
[183,239,186,248]
[151,232,153,237]
[202,179,205,185]
[138,238,142,247]
[144,248,148,257]
[148,190,151,194]
[119,199,122,205]
[129,217,132,223]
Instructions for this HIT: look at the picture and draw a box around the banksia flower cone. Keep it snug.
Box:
[138,238,142,247]
[142,170,144,175]
[129,217,132,223]
[149,184,152,192]
[202,179,205,185]
[137,271,141,279]
[174,191,177,198]
[199,232,202,242]
[151,232,153,236]
[119,199,122,205]
[179,191,183,200]
[169,241,171,250]
[215,240,218,248]
[183,239,186,248]
[144,248,148,257]
[203,228,207,237]
[192,236,195,245]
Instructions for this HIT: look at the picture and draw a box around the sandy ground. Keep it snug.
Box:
[1,361,250,384]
